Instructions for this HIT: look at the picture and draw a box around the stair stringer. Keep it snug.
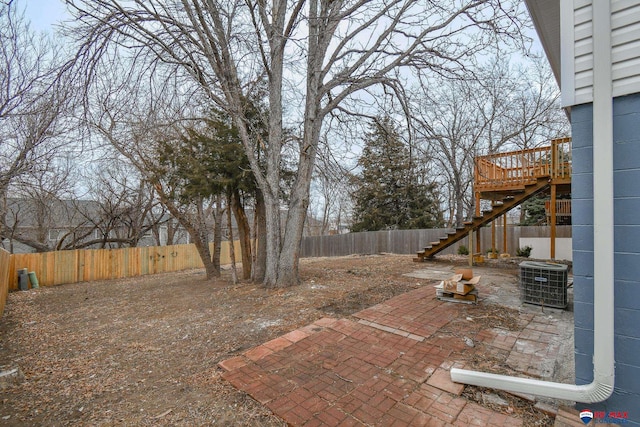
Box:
[415,178,551,261]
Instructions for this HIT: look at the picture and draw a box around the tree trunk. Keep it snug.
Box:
[275,128,319,286]
[195,201,220,280]
[275,97,322,287]
[157,191,219,279]
[258,0,288,287]
[262,192,282,287]
[252,189,267,283]
[455,196,465,228]
[231,188,251,280]
[226,192,238,284]
[0,185,7,245]
[263,0,324,287]
[166,221,176,246]
[211,195,223,273]
[192,232,218,280]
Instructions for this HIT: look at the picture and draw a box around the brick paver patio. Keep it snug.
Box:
[219,283,568,426]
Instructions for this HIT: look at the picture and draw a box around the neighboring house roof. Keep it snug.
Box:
[524,0,561,85]
[4,198,101,229]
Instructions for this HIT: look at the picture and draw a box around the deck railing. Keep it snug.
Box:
[474,138,572,191]
[546,199,572,217]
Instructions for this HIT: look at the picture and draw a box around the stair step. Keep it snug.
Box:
[439,236,448,240]
[414,170,555,260]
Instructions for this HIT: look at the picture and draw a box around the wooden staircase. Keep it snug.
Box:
[414,137,572,262]
[414,177,552,261]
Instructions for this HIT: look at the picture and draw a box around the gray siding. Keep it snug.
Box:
[572,93,640,424]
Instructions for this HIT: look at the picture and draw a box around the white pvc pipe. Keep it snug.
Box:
[451,1,615,403]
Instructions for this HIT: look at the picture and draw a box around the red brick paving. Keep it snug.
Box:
[219,284,568,426]
[425,368,465,396]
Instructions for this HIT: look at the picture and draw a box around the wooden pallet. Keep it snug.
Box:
[436,288,479,304]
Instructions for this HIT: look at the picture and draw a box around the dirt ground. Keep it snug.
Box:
[0,254,572,426]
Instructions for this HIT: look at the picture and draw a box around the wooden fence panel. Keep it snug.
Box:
[300,226,572,258]
[148,247,165,275]
[54,250,79,285]
[12,253,48,286]
[3,226,572,292]
[181,245,202,270]
[6,243,213,290]
[0,248,11,316]
[218,241,243,266]
[95,249,113,281]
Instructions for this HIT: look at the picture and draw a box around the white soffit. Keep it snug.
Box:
[524,0,562,87]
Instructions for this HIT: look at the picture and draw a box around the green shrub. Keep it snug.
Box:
[457,245,469,255]
[517,245,532,257]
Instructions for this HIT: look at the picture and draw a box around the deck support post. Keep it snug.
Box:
[503,213,508,254]
[550,183,557,259]
[468,230,473,267]
[491,213,496,255]
[474,191,481,254]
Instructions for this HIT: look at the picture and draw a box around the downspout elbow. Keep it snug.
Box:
[450,366,614,403]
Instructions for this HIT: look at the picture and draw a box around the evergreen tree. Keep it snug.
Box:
[520,195,548,225]
[351,117,442,231]
[155,108,258,278]
[520,194,571,226]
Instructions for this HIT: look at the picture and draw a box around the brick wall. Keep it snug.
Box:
[572,93,640,424]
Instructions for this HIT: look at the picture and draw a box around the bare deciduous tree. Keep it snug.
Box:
[413,56,569,227]
[75,55,229,278]
[0,2,72,241]
[311,140,356,235]
[3,158,81,252]
[66,0,527,286]
[91,110,225,279]
[81,162,165,249]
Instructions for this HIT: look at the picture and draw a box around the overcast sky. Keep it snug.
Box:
[23,0,68,33]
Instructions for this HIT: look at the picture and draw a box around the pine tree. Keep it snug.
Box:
[520,195,548,225]
[351,117,442,231]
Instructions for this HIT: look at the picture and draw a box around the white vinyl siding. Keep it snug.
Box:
[612,3,640,97]
[562,0,640,107]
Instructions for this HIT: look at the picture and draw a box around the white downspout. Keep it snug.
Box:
[451,1,615,403]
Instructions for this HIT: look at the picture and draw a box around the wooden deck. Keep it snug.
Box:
[415,138,572,261]
[474,137,572,200]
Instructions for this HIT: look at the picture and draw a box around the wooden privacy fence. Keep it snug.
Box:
[299,226,572,258]
[1,227,570,315]
[5,241,241,292]
[0,248,11,317]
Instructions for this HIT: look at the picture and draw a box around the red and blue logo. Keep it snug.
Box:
[579,409,629,424]
[580,410,594,424]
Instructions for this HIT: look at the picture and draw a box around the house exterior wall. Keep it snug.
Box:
[562,0,640,107]
[572,93,640,424]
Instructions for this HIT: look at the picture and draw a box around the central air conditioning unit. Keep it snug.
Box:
[519,261,569,309]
